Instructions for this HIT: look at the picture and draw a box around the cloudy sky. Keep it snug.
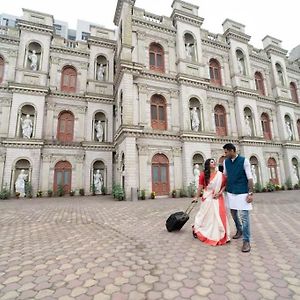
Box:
[1,0,298,53]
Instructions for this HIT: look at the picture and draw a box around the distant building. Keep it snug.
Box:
[0,1,299,199]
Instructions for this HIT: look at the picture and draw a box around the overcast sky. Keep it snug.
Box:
[1,0,298,53]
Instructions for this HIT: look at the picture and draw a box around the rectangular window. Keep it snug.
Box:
[57,172,63,185]
[81,32,90,41]
[157,54,162,66]
[64,171,69,184]
[152,166,159,183]
[158,106,165,121]
[151,105,157,120]
[215,114,219,127]
[209,67,214,79]
[161,166,167,182]
[150,53,155,66]
[214,69,219,80]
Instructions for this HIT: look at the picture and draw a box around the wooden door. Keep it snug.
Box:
[57,112,74,142]
[152,154,169,196]
[54,161,72,193]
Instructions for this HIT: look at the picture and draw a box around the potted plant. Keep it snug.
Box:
[79,188,85,196]
[15,192,20,198]
[140,189,146,200]
[0,185,11,200]
[101,186,106,195]
[171,189,177,198]
[150,191,156,199]
[57,184,64,197]
[47,189,53,197]
[36,190,43,197]
[69,190,75,196]
[25,182,33,198]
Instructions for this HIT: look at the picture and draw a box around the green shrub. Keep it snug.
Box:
[254,182,262,193]
[25,182,33,198]
[179,188,188,198]
[0,184,11,200]
[266,182,275,192]
[285,177,293,190]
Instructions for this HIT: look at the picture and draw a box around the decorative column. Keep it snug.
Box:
[137,145,149,191]
[41,154,52,192]
[46,102,55,139]
[138,84,148,127]
[170,90,180,131]
[228,101,237,137]
[172,147,182,190]
[75,154,85,191]
[0,153,5,188]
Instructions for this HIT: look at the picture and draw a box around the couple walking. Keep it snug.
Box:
[192,143,254,252]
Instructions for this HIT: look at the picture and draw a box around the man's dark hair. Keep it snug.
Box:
[223,143,236,152]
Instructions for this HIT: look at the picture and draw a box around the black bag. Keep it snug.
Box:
[166,200,198,232]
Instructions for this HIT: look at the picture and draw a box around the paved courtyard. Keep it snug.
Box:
[0,191,299,300]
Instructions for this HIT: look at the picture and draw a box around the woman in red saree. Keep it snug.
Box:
[192,158,230,246]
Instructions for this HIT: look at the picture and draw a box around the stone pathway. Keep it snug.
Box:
[0,191,299,299]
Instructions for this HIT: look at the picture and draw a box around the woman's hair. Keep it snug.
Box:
[204,158,214,185]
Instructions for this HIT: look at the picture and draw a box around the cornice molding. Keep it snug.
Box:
[171,10,204,27]
[8,82,49,95]
[17,19,53,35]
[50,46,89,57]
[132,18,176,36]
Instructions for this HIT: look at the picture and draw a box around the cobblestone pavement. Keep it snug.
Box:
[0,191,299,300]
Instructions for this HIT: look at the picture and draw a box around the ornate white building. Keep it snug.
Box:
[0,0,300,198]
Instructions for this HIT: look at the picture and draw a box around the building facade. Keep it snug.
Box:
[0,1,300,198]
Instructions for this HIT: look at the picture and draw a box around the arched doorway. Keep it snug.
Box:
[151,154,170,196]
[54,161,72,193]
[267,158,278,184]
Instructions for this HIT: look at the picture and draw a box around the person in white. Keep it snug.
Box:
[93,170,103,194]
[244,115,252,136]
[97,64,105,81]
[28,50,38,71]
[95,120,104,142]
[15,169,28,197]
[21,114,33,139]
[223,143,254,253]
[193,164,200,190]
[190,107,200,132]
[285,121,293,141]
[251,165,257,184]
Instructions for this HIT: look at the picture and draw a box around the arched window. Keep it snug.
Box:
[261,113,272,140]
[209,59,222,86]
[54,161,72,194]
[61,66,77,93]
[152,154,170,196]
[255,72,265,96]
[297,119,300,140]
[267,158,278,184]
[57,111,74,142]
[290,82,298,103]
[149,43,164,73]
[275,63,284,86]
[236,49,246,75]
[214,105,227,136]
[0,56,4,83]
[193,154,204,171]
[151,94,167,130]
[184,33,197,61]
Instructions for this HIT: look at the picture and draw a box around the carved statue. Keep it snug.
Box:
[244,115,252,136]
[251,165,257,184]
[95,120,104,142]
[21,114,33,139]
[190,107,200,132]
[285,121,293,141]
[15,169,28,197]
[93,170,103,194]
[97,64,105,81]
[238,57,245,75]
[193,164,200,190]
[28,50,38,71]
[185,43,193,60]
[292,165,299,183]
